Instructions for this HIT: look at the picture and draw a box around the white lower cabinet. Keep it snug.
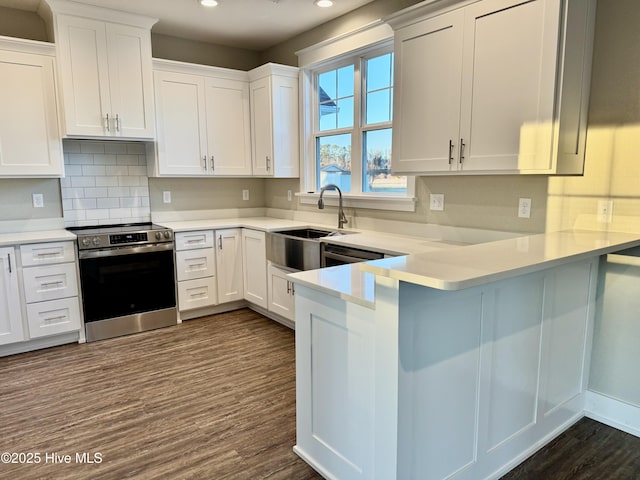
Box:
[242,229,267,309]
[215,229,244,304]
[175,231,216,311]
[177,276,217,311]
[267,262,295,322]
[0,247,25,345]
[19,242,81,343]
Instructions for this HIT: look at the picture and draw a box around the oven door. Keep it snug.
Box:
[78,244,176,323]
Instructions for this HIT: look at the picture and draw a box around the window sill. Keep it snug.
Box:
[297,192,416,212]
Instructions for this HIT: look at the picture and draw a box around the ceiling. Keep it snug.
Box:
[0,0,377,50]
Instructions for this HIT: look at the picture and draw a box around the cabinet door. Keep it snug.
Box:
[105,23,155,138]
[215,229,244,304]
[250,76,273,176]
[270,74,299,177]
[26,297,81,339]
[267,262,295,322]
[0,50,63,176]
[205,77,252,176]
[56,15,111,137]
[22,262,79,303]
[154,70,209,175]
[0,248,25,345]
[242,229,267,309]
[178,276,217,311]
[459,0,561,172]
[392,9,465,174]
[176,248,215,281]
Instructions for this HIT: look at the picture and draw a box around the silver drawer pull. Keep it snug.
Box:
[40,281,63,288]
[36,252,60,257]
[190,291,207,298]
[186,239,204,243]
[44,315,67,322]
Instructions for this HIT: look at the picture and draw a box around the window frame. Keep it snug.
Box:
[298,32,416,212]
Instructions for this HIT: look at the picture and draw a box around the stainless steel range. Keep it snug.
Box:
[68,223,177,342]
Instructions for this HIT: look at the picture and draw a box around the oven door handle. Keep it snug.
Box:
[79,243,174,259]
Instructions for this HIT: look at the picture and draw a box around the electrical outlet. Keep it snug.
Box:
[287,190,292,202]
[242,189,249,201]
[597,199,613,223]
[518,197,531,218]
[32,193,44,208]
[429,193,444,211]
[163,191,171,204]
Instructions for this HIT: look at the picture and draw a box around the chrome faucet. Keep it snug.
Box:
[318,184,348,229]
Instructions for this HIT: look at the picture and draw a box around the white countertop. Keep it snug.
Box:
[0,229,76,247]
[360,230,640,291]
[158,217,312,233]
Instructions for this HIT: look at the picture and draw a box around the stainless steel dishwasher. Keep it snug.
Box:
[320,242,387,267]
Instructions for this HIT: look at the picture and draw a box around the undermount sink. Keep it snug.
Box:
[266,227,355,271]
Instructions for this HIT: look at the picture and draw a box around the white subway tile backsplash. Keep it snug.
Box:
[73,198,97,210]
[67,154,94,165]
[106,165,129,176]
[95,176,119,187]
[70,176,96,188]
[108,186,130,197]
[104,143,128,154]
[84,187,109,198]
[97,198,120,209]
[80,142,105,154]
[128,166,147,176]
[116,154,140,166]
[93,154,118,165]
[82,165,106,176]
[61,141,151,227]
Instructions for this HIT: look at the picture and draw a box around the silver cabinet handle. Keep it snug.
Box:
[7,253,11,273]
[286,280,291,294]
[218,235,222,250]
[448,139,454,165]
[105,113,110,132]
[210,156,215,172]
[115,114,120,132]
[266,155,271,172]
[202,156,207,172]
[459,138,465,165]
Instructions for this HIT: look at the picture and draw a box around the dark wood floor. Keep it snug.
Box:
[0,309,322,479]
[1,309,638,479]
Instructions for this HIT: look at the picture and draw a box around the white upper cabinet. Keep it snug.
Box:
[0,39,63,177]
[249,63,300,178]
[150,60,252,177]
[46,0,156,139]
[388,0,596,175]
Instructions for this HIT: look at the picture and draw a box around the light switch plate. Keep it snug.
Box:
[32,193,44,208]
[518,198,531,218]
[242,189,249,201]
[597,199,613,223]
[163,191,171,204]
[429,193,444,211]
[287,190,292,202]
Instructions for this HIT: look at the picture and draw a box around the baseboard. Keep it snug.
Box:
[0,332,80,357]
[249,304,294,330]
[584,390,640,438]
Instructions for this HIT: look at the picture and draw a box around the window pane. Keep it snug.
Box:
[367,53,392,91]
[318,70,336,100]
[319,106,336,131]
[363,128,406,194]
[337,97,354,129]
[337,65,354,98]
[366,89,392,124]
[317,133,352,192]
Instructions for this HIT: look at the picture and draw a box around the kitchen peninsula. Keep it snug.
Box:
[289,230,640,480]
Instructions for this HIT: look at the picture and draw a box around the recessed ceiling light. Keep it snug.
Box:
[200,0,218,6]
[315,0,334,7]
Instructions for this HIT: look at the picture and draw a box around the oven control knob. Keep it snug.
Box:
[155,231,162,240]
[81,238,90,247]
[92,237,101,246]
[163,231,171,239]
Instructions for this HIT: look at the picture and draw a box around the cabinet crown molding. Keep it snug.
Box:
[0,35,56,56]
[42,0,158,29]
[248,63,299,82]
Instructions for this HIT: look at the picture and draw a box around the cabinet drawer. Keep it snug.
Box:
[23,262,78,303]
[175,231,214,251]
[178,277,217,311]
[26,297,81,339]
[20,242,75,266]
[176,249,215,281]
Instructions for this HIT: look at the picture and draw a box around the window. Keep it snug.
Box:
[312,49,408,196]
